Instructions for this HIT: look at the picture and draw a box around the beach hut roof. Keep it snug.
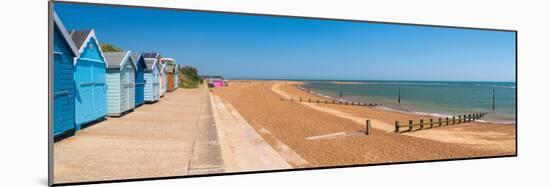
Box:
[142,52,160,59]
[166,64,175,73]
[68,29,108,66]
[53,12,79,57]
[104,51,136,70]
[160,57,175,62]
[130,53,141,63]
[142,52,160,70]
[130,52,147,69]
[69,30,92,49]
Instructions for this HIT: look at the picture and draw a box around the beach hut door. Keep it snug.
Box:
[122,66,129,111]
[127,68,134,109]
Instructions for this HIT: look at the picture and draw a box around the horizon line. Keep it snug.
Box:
[209,77,516,83]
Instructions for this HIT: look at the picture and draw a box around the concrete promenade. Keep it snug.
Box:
[210,94,291,172]
[54,84,290,184]
[54,86,224,183]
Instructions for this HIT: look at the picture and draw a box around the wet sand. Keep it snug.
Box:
[212,80,515,168]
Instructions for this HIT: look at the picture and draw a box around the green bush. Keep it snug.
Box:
[100,43,123,52]
[178,65,203,88]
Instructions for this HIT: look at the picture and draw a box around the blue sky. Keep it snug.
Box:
[55,2,516,82]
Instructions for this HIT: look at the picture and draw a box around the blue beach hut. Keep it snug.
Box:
[104,51,137,116]
[143,53,161,102]
[131,53,147,107]
[52,12,79,136]
[69,30,108,130]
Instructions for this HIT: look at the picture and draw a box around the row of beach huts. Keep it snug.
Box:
[52,12,182,138]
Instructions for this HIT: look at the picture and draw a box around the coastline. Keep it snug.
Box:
[296,82,516,125]
[213,80,516,167]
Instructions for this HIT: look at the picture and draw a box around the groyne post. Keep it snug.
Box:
[452,116,456,125]
[420,119,424,129]
[446,117,449,126]
[394,121,400,133]
[408,120,413,132]
[366,120,371,135]
[429,119,433,128]
[398,86,401,103]
[493,88,495,112]
[438,118,442,127]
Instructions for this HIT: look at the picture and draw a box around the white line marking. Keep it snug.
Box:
[305,132,347,140]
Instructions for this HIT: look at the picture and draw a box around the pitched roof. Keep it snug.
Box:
[142,52,160,59]
[130,52,141,62]
[166,64,175,73]
[69,30,93,49]
[160,57,175,62]
[66,29,108,67]
[53,12,79,57]
[104,51,131,68]
[142,52,160,70]
[131,52,148,69]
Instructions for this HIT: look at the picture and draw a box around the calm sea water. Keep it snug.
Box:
[301,80,516,124]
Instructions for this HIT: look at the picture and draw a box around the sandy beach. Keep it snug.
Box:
[212,80,516,168]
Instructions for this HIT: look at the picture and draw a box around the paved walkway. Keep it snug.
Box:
[54,84,291,184]
[54,85,223,183]
[210,94,292,172]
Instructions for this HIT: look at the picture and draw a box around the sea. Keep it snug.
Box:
[299,80,516,124]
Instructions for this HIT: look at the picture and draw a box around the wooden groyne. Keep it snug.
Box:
[394,113,488,133]
[281,97,380,107]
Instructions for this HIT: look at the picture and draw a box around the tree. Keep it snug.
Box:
[179,65,203,88]
[100,43,123,52]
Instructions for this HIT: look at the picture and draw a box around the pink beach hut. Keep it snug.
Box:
[212,80,224,87]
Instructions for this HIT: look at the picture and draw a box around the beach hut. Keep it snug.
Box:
[173,64,179,90]
[209,76,225,87]
[131,53,147,107]
[212,80,224,87]
[52,12,79,136]
[104,51,137,116]
[69,29,108,129]
[160,58,175,93]
[166,64,175,92]
[143,53,161,102]
[159,60,166,97]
